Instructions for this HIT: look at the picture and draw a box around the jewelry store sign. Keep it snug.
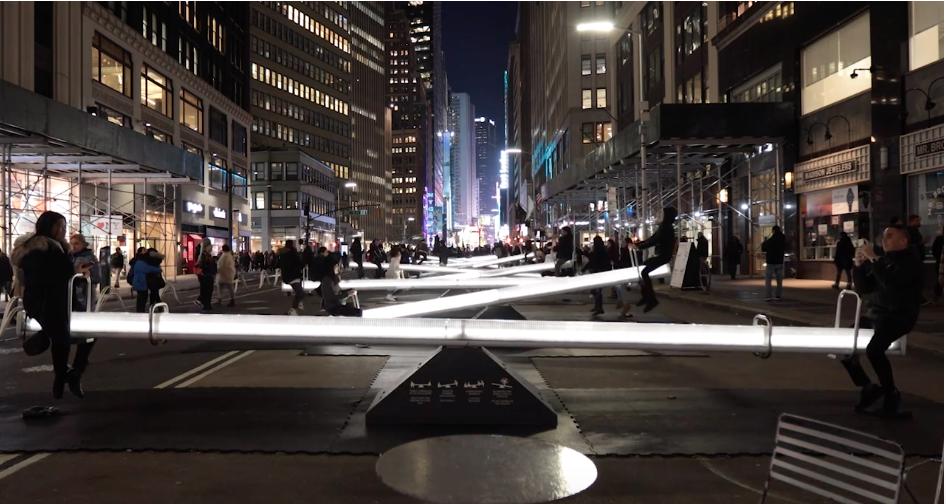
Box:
[801,161,857,182]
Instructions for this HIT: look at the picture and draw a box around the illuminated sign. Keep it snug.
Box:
[915,139,943,157]
[184,201,204,214]
[212,207,227,219]
[801,161,856,182]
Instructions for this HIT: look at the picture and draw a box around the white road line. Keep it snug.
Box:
[173,350,255,388]
[153,351,241,389]
[0,453,49,481]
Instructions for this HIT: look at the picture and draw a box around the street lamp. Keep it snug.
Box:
[575,20,648,226]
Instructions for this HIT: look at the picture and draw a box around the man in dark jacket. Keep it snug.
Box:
[637,206,677,312]
[842,226,922,416]
[554,226,574,276]
[761,226,786,300]
[350,237,364,278]
[277,240,305,315]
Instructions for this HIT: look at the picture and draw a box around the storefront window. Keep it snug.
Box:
[910,1,945,70]
[907,170,944,261]
[91,32,131,96]
[799,186,869,261]
[141,65,171,117]
[801,12,870,114]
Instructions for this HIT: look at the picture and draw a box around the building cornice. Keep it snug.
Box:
[84,3,251,125]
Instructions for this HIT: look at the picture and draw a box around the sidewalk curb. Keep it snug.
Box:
[658,287,943,357]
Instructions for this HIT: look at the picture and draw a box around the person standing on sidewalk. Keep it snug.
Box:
[832,232,855,290]
[841,226,922,417]
[583,236,612,316]
[216,245,236,307]
[636,206,677,313]
[761,226,786,301]
[724,235,743,280]
[196,250,216,313]
[351,237,365,279]
[277,240,305,315]
[109,247,125,287]
[385,246,402,302]
[553,227,574,276]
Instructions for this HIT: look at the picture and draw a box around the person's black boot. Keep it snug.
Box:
[52,371,67,399]
[643,299,659,313]
[854,383,883,412]
[66,368,85,399]
[879,388,902,416]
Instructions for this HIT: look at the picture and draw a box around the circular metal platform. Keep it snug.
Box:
[376,434,597,504]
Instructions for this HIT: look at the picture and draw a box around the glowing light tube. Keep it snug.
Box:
[362,265,672,319]
[281,277,541,293]
[383,263,472,275]
[466,253,533,269]
[19,312,900,355]
[437,261,556,279]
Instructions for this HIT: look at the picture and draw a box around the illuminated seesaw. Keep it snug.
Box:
[12,289,895,427]
[282,276,541,294]
[361,265,673,319]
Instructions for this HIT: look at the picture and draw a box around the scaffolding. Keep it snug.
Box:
[0,130,191,279]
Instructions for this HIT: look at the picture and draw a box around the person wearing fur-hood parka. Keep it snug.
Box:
[12,211,96,399]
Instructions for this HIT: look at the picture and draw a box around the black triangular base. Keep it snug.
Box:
[366,346,557,428]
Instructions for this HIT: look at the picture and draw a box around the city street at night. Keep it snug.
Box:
[0,1,943,503]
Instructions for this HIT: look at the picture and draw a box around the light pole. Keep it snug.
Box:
[576,21,648,227]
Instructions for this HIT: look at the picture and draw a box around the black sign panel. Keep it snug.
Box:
[914,139,944,158]
[802,161,857,182]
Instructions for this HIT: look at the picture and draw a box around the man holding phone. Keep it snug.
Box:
[841,226,922,417]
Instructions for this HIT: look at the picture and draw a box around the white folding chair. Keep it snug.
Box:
[761,413,906,504]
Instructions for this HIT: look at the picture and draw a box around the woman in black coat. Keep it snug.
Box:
[583,236,613,316]
[13,211,94,398]
[833,232,855,290]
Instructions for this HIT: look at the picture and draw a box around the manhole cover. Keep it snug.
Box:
[376,434,597,504]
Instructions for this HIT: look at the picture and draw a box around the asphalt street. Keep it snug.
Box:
[0,276,942,503]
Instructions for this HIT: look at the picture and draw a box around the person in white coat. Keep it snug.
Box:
[216,245,237,307]
[385,247,402,302]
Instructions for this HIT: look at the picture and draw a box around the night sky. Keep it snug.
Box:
[442,1,519,128]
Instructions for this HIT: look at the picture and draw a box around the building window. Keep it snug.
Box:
[731,64,782,103]
[581,122,613,144]
[209,107,228,147]
[252,162,266,181]
[801,12,870,114]
[582,88,593,109]
[141,5,167,51]
[285,162,299,181]
[641,2,661,36]
[179,37,198,76]
[910,1,944,70]
[91,32,131,97]
[145,125,172,143]
[141,65,171,117]
[96,103,130,128]
[254,191,265,210]
[232,168,247,198]
[644,47,661,97]
[581,55,592,76]
[271,162,284,181]
[209,157,228,191]
[270,191,284,210]
[208,16,226,53]
[595,53,607,74]
[596,88,608,108]
[178,1,197,29]
[232,122,247,156]
[181,89,203,133]
[580,1,591,7]
[285,191,299,210]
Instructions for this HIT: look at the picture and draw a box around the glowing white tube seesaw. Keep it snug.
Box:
[437,261,557,279]
[382,263,472,275]
[280,276,541,293]
[361,264,672,319]
[466,253,532,269]
[18,312,899,355]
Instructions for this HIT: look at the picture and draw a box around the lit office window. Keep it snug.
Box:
[582,89,592,109]
[91,32,131,96]
[145,125,172,143]
[141,65,171,117]
[254,192,265,210]
[581,122,595,144]
[910,1,944,70]
[801,12,870,114]
[595,54,607,74]
[181,89,204,133]
[270,191,284,210]
[209,157,228,191]
[581,55,592,76]
[595,122,613,142]
[271,162,284,181]
[96,103,130,128]
[286,191,299,210]
[596,88,607,108]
